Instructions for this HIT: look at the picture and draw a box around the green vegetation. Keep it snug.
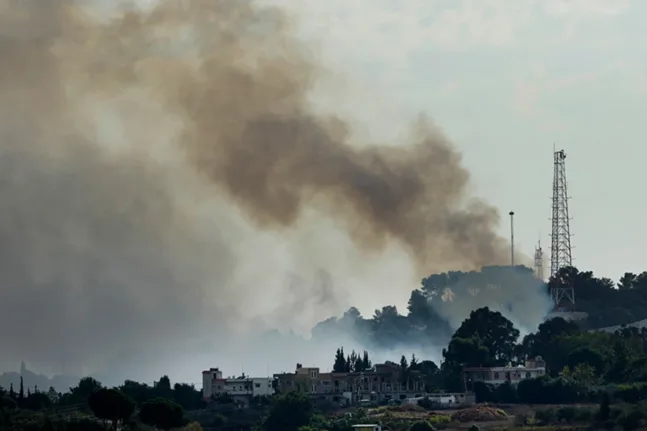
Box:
[6,265,647,430]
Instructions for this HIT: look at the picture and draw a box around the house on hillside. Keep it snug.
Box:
[463,357,546,388]
[201,367,274,406]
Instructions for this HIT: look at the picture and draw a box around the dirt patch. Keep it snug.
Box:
[451,406,508,422]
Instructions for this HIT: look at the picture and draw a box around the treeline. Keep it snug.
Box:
[0,374,203,411]
[326,306,647,396]
[441,305,647,395]
[0,374,203,430]
[332,348,372,372]
[314,265,647,355]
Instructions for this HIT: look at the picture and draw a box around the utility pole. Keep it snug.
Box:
[509,211,515,267]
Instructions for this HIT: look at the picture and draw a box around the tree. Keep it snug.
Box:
[88,388,136,429]
[119,379,152,405]
[139,397,186,431]
[173,383,204,410]
[362,351,371,370]
[23,391,52,410]
[333,348,346,372]
[18,376,24,401]
[410,354,419,369]
[62,377,103,406]
[443,337,492,370]
[264,392,313,431]
[618,272,637,290]
[567,347,605,375]
[452,307,520,365]
[155,375,173,400]
[400,355,409,370]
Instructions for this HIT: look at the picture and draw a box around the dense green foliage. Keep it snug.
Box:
[315,265,647,354]
[5,264,647,430]
[0,375,195,430]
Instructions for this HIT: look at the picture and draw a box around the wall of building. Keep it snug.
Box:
[274,363,426,400]
[202,367,274,399]
[225,377,274,397]
[463,359,547,387]
[202,368,224,399]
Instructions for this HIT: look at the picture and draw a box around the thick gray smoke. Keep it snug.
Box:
[0,0,540,383]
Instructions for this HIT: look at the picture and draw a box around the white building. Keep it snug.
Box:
[202,368,224,399]
[224,377,274,397]
[202,367,275,400]
[463,357,546,387]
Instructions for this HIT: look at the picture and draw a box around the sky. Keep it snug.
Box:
[265,0,646,282]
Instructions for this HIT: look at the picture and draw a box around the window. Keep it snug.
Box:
[255,383,261,388]
[494,372,500,379]
[525,372,531,379]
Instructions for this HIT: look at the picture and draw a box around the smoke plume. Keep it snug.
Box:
[0,0,519,382]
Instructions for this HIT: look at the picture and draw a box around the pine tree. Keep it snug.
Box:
[349,351,359,371]
[362,351,371,371]
[354,355,364,372]
[19,376,24,400]
[333,348,347,372]
[345,355,352,373]
[400,355,409,370]
[400,355,410,389]
[9,383,15,398]
[410,354,419,370]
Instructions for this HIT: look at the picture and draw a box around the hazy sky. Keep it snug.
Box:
[265,0,645,282]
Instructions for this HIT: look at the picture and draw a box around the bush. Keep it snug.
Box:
[409,421,436,431]
[556,406,576,423]
[418,397,434,410]
[535,408,557,425]
[428,415,451,425]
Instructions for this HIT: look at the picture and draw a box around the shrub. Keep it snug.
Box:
[535,408,557,425]
[418,397,434,410]
[409,421,436,431]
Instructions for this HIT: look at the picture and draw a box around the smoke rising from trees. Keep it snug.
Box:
[0,0,542,381]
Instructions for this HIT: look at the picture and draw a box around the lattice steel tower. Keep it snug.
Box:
[549,149,574,308]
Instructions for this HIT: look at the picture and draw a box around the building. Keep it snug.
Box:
[463,357,546,387]
[274,361,427,404]
[202,367,275,402]
[202,367,224,399]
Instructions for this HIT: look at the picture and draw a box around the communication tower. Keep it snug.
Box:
[549,149,574,309]
[534,240,544,281]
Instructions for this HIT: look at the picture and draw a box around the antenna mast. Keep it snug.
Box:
[534,240,544,280]
[509,211,515,267]
[549,149,574,309]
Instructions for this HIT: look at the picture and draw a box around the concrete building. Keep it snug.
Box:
[202,367,275,402]
[463,357,546,387]
[274,362,429,404]
[202,367,224,399]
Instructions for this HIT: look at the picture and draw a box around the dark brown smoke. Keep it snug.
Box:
[0,0,511,380]
[65,0,507,271]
